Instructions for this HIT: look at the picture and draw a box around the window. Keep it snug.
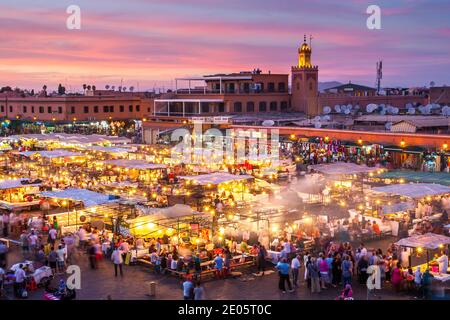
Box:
[129,105,133,112]
[278,82,286,92]
[109,106,114,113]
[147,107,151,113]
[246,102,254,112]
[84,106,89,113]
[71,106,75,114]
[120,105,124,112]
[201,103,209,113]
[31,106,35,113]
[259,101,267,112]
[23,106,27,113]
[58,106,62,114]
[0,105,3,113]
[39,106,44,113]
[103,105,109,113]
[218,103,225,113]
[136,105,140,112]
[47,106,52,114]
[243,83,250,93]
[280,101,288,111]
[270,101,277,111]
[268,82,275,92]
[9,106,12,113]
[233,102,242,112]
[94,106,99,113]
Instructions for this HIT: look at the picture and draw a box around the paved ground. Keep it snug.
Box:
[1,237,433,300]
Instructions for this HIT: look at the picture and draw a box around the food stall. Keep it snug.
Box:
[40,188,121,233]
[396,233,450,282]
[0,178,42,211]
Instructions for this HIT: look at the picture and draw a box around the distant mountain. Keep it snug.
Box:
[319,81,342,92]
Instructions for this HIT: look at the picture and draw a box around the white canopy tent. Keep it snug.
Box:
[395,233,450,250]
[18,150,84,159]
[371,183,450,199]
[0,178,41,190]
[101,159,167,170]
[40,188,118,207]
[309,162,379,175]
[81,146,129,155]
[178,172,253,185]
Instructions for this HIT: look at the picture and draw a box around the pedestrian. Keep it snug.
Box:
[48,226,57,245]
[257,244,267,275]
[56,244,66,273]
[182,278,194,300]
[421,268,434,299]
[28,230,38,256]
[193,281,205,300]
[307,257,321,293]
[342,255,353,286]
[88,242,97,269]
[14,264,26,298]
[319,254,330,288]
[357,255,369,284]
[214,254,224,279]
[111,247,123,277]
[0,241,8,269]
[391,262,403,292]
[291,254,301,286]
[276,258,293,293]
[332,254,342,287]
[19,230,30,257]
[48,246,58,274]
[2,213,9,237]
[0,265,5,298]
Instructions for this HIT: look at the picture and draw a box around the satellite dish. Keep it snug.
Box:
[430,81,435,87]
[380,109,386,115]
[442,106,450,116]
[323,106,331,114]
[344,109,351,115]
[392,107,399,114]
[314,122,322,129]
[347,104,352,110]
[366,103,377,113]
[262,120,275,126]
[322,115,331,121]
[385,122,392,130]
[407,108,416,115]
[334,105,341,113]
[314,116,321,122]
[405,103,413,109]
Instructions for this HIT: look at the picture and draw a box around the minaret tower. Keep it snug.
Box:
[291,35,319,115]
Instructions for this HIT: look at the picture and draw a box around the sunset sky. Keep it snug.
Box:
[1,0,449,92]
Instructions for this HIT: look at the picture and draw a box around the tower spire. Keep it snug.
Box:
[304,34,307,43]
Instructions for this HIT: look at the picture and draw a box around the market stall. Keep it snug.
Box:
[0,178,42,211]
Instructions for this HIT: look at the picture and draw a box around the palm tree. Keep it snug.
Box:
[111,86,115,91]
[87,85,91,91]
[129,86,134,92]
[105,85,110,90]
[82,84,87,92]
[118,86,122,92]
[92,85,96,91]
[122,87,127,92]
